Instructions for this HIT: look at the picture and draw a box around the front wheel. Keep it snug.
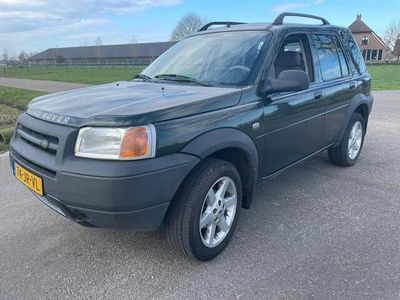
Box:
[164,158,242,261]
[328,112,365,166]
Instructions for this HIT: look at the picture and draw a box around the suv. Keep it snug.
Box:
[10,13,373,261]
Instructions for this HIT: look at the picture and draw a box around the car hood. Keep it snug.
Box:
[27,81,242,127]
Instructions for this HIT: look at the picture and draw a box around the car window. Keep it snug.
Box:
[142,31,270,87]
[339,30,367,74]
[313,34,346,81]
[335,38,349,77]
[273,34,314,82]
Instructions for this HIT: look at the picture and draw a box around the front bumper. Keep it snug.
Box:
[9,113,200,230]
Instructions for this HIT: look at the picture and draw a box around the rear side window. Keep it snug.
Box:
[313,34,348,81]
[336,39,349,77]
[339,30,367,74]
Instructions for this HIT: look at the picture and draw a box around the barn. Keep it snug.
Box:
[29,41,176,66]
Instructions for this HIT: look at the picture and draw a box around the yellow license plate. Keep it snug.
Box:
[15,163,44,196]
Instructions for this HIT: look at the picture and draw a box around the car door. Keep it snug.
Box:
[261,32,325,177]
[310,33,358,147]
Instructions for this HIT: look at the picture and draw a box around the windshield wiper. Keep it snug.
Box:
[154,74,210,87]
[134,73,152,81]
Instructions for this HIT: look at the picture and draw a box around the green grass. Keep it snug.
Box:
[0,87,48,152]
[0,143,8,153]
[0,86,46,110]
[367,64,400,91]
[0,66,145,85]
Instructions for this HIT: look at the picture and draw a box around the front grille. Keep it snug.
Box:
[11,150,57,178]
[17,124,59,155]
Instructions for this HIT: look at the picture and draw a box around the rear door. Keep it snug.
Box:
[261,32,325,176]
[310,33,358,146]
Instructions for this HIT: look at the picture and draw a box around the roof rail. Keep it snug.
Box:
[272,13,330,26]
[198,22,246,32]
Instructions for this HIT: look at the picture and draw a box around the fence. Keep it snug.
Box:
[1,64,149,78]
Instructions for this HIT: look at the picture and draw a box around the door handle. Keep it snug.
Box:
[350,82,356,89]
[314,91,323,100]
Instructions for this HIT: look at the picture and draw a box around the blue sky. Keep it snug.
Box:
[0,0,398,57]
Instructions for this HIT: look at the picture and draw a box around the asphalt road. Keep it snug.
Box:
[0,78,89,93]
[1,91,399,299]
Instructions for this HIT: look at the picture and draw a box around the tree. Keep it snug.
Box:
[129,35,138,44]
[383,20,400,51]
[394,37,400,63]
[170,12,206,41]
[94,36,103,64]
[94,36,102,46]
[1,47,8,62]
[18,50,29,65]
[55,54,65,64]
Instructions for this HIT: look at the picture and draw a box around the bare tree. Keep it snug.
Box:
[383,20,400,51]
[94,36,102,46]
[170,12,206,41]
[130,35,138,44]
[94,36,103,65]
[394,37,400,63]
[55,54,65,64]
[18,50,29,65]
[1,47,8,62]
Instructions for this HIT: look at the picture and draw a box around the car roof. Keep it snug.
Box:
[192,13,348,36]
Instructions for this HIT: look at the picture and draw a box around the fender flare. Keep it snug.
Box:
[334,93,373,146]
[181,128,259,208]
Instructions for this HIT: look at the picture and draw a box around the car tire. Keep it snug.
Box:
[328,112,365,166]
[164,158,242,261]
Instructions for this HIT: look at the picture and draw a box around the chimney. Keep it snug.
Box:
[356,14,362,21]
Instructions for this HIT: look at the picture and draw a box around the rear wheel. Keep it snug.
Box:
[328,112,365,166]
[164,158,242,261]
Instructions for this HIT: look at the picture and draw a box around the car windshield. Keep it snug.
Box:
[142,31,270,87]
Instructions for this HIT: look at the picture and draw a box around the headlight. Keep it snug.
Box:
[75,125,156,160]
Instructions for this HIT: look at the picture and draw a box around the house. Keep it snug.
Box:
[349,14,390,63]
[29,41,176,66]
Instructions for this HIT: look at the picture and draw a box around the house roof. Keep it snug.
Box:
[348,14,390,50]
[348,14,373,33]
[30,41,176,60]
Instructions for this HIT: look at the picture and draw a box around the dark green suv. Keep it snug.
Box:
[9,13,373,261]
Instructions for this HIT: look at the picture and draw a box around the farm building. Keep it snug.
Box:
[349,14,391,63]
[29,41,176,66]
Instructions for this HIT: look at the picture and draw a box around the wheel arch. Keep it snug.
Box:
[334,93,373,147]
[181,128,259,208]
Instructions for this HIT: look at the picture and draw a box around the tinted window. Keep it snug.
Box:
[335,38,349,76]
[313,35,342,81]
[339,30,367,74]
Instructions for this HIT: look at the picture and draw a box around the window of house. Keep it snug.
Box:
[371,50,378,60]
[366,49,371,60]
[378,49,383,60]
[313,34,347,81]
[362,36,369,45]
[362,50,367,59]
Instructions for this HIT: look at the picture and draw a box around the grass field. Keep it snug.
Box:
[1,64,399,89]
[0,86,46,110]
[0,86,47,153]
[0,66,145,85]
[367,65,400,91]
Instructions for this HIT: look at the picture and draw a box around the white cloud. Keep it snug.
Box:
[272,0,324,13]
[0,0,183,55]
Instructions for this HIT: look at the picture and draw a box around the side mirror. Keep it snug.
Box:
[261,70,310,96]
